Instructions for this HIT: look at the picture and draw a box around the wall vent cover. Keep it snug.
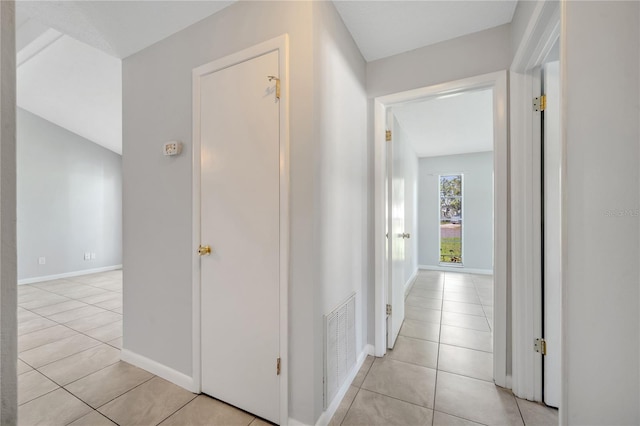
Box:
[324,293,356,408]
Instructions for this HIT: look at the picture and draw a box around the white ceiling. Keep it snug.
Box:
[333,0,518,61]
[15,1,515,154]
[17,1,235,59]
[392,88,494,158]
[17,34,123,154]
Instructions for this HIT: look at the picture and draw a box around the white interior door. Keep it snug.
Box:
[199,50,280,424]
[543,60,561,408]
[387,112,405,349]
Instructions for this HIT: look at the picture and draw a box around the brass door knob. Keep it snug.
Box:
[198,245,212,256]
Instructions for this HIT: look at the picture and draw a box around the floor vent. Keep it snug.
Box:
[324,293,356,409]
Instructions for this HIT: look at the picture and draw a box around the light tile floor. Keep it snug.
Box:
[330,271,559,426]
[17,271,270,426]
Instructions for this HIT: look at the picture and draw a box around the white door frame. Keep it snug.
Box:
[509,0,560,406]
[191,34,290,424]
[373,71,509,387]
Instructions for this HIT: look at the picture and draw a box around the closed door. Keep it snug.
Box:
[387,113,405,349]
[199,50,280,423]
[543,60,561,408]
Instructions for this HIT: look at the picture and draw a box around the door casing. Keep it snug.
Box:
[373,71,509,388]
[191,34,290,424]
[509,0,561,410]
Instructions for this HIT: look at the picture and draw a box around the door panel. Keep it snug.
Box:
[200,50,280,423]
[387,114,405,349]
[543,60,561,408]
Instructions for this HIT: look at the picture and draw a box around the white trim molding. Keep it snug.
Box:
[509,0,560,406]
[404,270,418,296]
[511,1,561,73]
[191,34,290,425]
[373,71,509,387]
[120,349,195,393]
[17,265,123,285]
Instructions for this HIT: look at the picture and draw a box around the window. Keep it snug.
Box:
[440,174,462,264]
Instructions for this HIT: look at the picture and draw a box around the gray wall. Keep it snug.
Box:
[366,24,511,98]
[313,0,368,414]
[17,108,122,281]
[563,2,639,423]
[418,152,493,271]
[123,1,367,423]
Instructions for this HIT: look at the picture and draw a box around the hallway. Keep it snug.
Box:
[329,271,558,426]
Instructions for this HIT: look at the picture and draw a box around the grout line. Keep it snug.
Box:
[18,314,122,355]
[374,355,437,372]
[435,367,495,385]
[37,358,122,389]
[337,355,374,425]
[18,386,62,407]
[91,374,157,412]
[65,410,117,426]
[29,341,117,371]
[56,387,101,424]
[515,393,527,425]
[339,387,361,426]
[431,273,447,426]
[433,340,493,354]
[433,409,490,426]
[18,278,123,367]
[356,387,433,411]
[151,392,199,426]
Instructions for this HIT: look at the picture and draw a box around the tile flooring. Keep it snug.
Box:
[17,271,269,426]
[329,271,558,426]
[19,270,556,425]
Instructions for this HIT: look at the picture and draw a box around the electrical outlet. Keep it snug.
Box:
[38,257,45,265]
[91,253,96,260]
[163,141,183,156]
[84,252,91,260]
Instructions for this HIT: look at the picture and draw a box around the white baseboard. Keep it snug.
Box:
[314,344,374,426]
[18,265,123,285]
[120,348,196,393]
[419,265,493,275]
[404,270,418,296]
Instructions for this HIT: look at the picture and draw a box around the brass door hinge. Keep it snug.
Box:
[533,95,546,112]
[276,357,281,375]
[386,304,392,315]
[534,338,547,355]
[267,76,280,100]
[385,130,392,141]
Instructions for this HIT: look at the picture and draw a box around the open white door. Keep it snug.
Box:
[198,49,281,423]
[543,60,561,408]
[386,112,405,349]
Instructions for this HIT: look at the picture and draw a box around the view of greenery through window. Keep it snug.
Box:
[440,174,462,263]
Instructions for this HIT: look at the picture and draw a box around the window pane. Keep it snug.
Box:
[440,175,462,264]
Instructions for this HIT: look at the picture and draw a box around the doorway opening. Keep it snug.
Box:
[373,71,509,387]
[15,12,124,412]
